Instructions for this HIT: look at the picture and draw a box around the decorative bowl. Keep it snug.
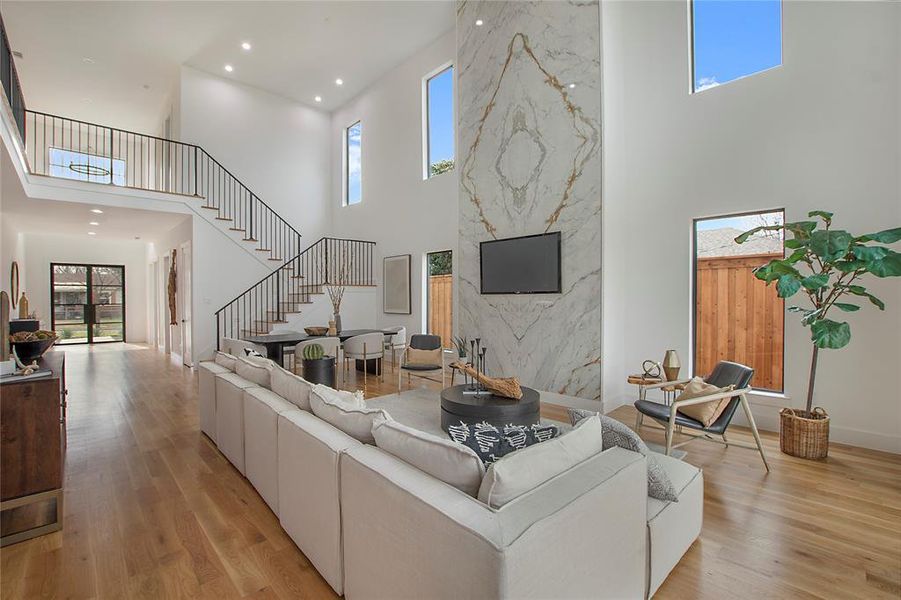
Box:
[304,327,329,336]
[10,336,58,364]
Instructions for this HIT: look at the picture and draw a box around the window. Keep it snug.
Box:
[49,148,126,186]
[426,250,453,348]
[344,121,362,206]
[424,65,454,178]
[690,0,782,93]
[693,210,785,392]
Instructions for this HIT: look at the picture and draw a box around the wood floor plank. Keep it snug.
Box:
[0,344,897,600]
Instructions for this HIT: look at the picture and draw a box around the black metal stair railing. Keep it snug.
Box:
[21,110,303,263]
[215,237,376,349]
[1,14,26,143]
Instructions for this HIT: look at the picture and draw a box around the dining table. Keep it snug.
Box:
[242,329,397,368]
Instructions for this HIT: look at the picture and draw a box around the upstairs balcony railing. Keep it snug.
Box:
[216,237,376,348]
[21,109,303,265]
[0,14,26,142]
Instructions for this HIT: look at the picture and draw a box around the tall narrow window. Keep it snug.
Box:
[693,210,785,392]
[426,250,453,348]
[424,65,454,178]
[344,121,362,206]
[690,0,782,93]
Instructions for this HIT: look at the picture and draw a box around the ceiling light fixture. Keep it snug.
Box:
[568,83,576,89]
[475,19,484,26]
[335,78,343,86]
[82,57,95,64]
[88,232,96,236]
[91,209,103,214]
[314,96,322,103]
[89,221,100,226]
[224,64,234,72]
[241,42,252,50]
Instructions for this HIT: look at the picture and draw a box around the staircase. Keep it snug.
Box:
[216,237,376,344]
[1,16,375,354]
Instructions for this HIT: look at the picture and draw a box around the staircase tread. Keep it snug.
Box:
[215,217,232,221]
[201,205,218,210]
[242,238,259,242]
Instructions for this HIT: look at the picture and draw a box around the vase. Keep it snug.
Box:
[334,313,342,333]
[662,349,681,381]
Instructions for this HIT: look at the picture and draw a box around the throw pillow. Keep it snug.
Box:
[309,384,389,443]
[477,415,603,508]
[244,348,266,358]
[372,418,485,497]
[235,356,271,388]
[270,364,313,411]
[447,421,559,465]
[567,408,679,503]
[675,377,735,427]
[214,351,237,371]
[311,383,365,408]
[405,347,441,367]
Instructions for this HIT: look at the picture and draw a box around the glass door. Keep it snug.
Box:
[51,263,125,344]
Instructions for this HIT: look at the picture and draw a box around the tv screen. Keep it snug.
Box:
[480,232,561,294]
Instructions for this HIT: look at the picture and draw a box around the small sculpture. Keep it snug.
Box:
[642,360,662,379]
[451,362,523,400]
[18,292,28,319]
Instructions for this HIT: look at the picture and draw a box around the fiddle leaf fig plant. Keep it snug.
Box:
[735,211,901,414]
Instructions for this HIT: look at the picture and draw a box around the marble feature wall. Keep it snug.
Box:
[457,1,602,400]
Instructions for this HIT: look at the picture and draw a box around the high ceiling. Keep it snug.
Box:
[1,1,455,133]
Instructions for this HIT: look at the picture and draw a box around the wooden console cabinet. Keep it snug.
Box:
[0,351,66,546]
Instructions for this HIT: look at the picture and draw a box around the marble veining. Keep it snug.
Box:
[457,0,602,401]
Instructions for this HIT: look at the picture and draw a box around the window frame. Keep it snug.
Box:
[691,208,786,393]
[343,120,362,207]
[688,0,784,94]
[422,61,454,181]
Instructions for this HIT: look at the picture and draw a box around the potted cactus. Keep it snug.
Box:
[301,343,336,387]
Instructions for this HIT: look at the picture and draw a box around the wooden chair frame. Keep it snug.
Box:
[637,380,769,472]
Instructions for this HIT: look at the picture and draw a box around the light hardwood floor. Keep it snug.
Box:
[1,344,898,599]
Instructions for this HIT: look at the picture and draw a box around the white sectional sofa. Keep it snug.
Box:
[197,351,702,598]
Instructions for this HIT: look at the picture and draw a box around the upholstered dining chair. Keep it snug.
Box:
[383,326,407,371]
[634,360,769,471]
[398,334,444,393]
[343,332,385,387]
[293,337,341,377]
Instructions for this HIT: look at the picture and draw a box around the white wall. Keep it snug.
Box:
[329,30,457,337]
[179,66,333,244]
[0,218,26,309]
[601,1,901,452]
[22,232,148,343]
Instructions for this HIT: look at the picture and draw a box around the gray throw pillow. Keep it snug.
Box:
[567,408,679,503]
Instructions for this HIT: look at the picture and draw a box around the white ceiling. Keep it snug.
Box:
[2,143,189,240]
[1,1,455,133]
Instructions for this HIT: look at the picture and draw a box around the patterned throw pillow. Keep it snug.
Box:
[244,348,266,358]
[567,408,679,503]
[447,421,559,465]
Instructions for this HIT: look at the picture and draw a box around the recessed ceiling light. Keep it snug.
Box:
[88,232,96,236]
[568,83,576,89]
[81,97,92,103]
[142,84,150,90]
[82,57,95,64]
[224,64,234,72]
[90,209,103,214]
[89,221,100,226]
[475,19,484,26]
[335,78,343,86]
[314,96,322,103]
[241,42,252,50]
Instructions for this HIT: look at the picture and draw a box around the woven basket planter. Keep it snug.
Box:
[780,407,830,459]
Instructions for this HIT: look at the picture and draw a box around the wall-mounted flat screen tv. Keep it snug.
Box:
[480,232,561,294]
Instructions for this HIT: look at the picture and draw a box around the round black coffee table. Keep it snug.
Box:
[440,384,540,432]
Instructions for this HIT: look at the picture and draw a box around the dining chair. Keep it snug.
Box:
[633,360,769,471]
[398,334,444,393]
[343,332,385,388]
[383,326,407,371]
[293,337,341,377]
